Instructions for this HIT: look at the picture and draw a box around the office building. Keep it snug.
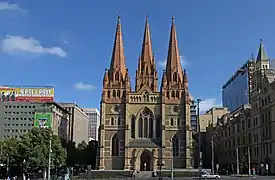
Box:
[190,96,197,132]
[214,40,275,174]
[83,108,100,141]
[60,102,89,145]
[0,101,69,140]
[99,16,193,170]
[222,59,255,112]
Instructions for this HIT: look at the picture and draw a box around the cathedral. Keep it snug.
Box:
[98,16,193,171]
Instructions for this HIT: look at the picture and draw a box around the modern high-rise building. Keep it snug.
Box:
[59,102,89,145]
[83,108,100,141]
[0,101,70,140]
[222,59,255,112]
[99,16,193,170]
[190,97,197,132]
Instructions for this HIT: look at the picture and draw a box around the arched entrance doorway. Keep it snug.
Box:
[140,150,152,171]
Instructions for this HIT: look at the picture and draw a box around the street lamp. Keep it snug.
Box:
[48,136,52,180]
[196,98,202,175]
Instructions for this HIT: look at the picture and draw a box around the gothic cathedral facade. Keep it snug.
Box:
[98,16,193,170]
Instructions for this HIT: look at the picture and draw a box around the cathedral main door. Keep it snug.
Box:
[140,150,152,171]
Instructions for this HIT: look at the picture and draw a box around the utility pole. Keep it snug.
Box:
[197,98,202,175]
[236,147,240,175]
[211,109,215,174]
[248,146,251,175]
[48,136,52,180]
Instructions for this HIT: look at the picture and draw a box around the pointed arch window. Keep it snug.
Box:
[138,108,154,138]
[115,72,119,81]
[113,90,116,98]
[131,116,136,138]
[107,90,110,98]
[149,117,153,138]
[173,72,177,82]
[170,118,174,126]
[144,117,148,137]
[172,91,175,98]
[166,91,170,99]
[111,117,114,125]
[111,134,119,156]
[117,90,121,98]
[172,135,179,156]
[139,117,143,137]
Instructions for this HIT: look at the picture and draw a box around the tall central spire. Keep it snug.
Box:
[165,17,183,83]
[109,15,127,80]
[141,16,153,64]
[135,16,158,92]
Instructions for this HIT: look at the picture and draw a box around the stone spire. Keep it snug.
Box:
[256,38,268,62]
[135,16,158,92]
[109,15,127,81]
[165,16,183,84]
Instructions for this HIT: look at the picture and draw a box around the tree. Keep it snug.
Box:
[19,128,67,171]
[0,137,20,165]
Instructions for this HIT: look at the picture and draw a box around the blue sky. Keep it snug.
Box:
[0,0,275,111]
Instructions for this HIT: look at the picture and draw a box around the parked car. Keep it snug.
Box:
[201,173,220,179]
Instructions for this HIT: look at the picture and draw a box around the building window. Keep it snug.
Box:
[172,135,179,156]
[138,108,154,138]
[115,72,119,81]
[131,116,135,138]
[111,134,119,156]
[166,91,169,99]
[111,117,114,125]
[170,118,174,126]
[117,90,120,98]
[138,117,143,137]
[173,72,177,82]
[112,90,116,98]
[156,118,161,138]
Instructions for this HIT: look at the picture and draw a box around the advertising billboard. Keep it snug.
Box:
[0,85,54,102]
[34,113,52,128]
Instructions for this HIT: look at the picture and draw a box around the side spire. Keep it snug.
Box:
[109,15,127,80]
[165,16,183,83]
[256,38,268,62]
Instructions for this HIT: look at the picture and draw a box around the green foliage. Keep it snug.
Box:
[0,137,20,164]
[19,127,67,171]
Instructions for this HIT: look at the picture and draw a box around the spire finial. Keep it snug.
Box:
[117,13,121,21]
[172,16,175,24]
[146,15,148,21]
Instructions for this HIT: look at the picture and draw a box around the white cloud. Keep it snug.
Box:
[158,55,190,68]
[1,35,67,57]
[0,2,26,12]
[74,82,96,91]
[199,98,222,113]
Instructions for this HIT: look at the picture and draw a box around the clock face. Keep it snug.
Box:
[172,106,179,113]
[111,104,120,113]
